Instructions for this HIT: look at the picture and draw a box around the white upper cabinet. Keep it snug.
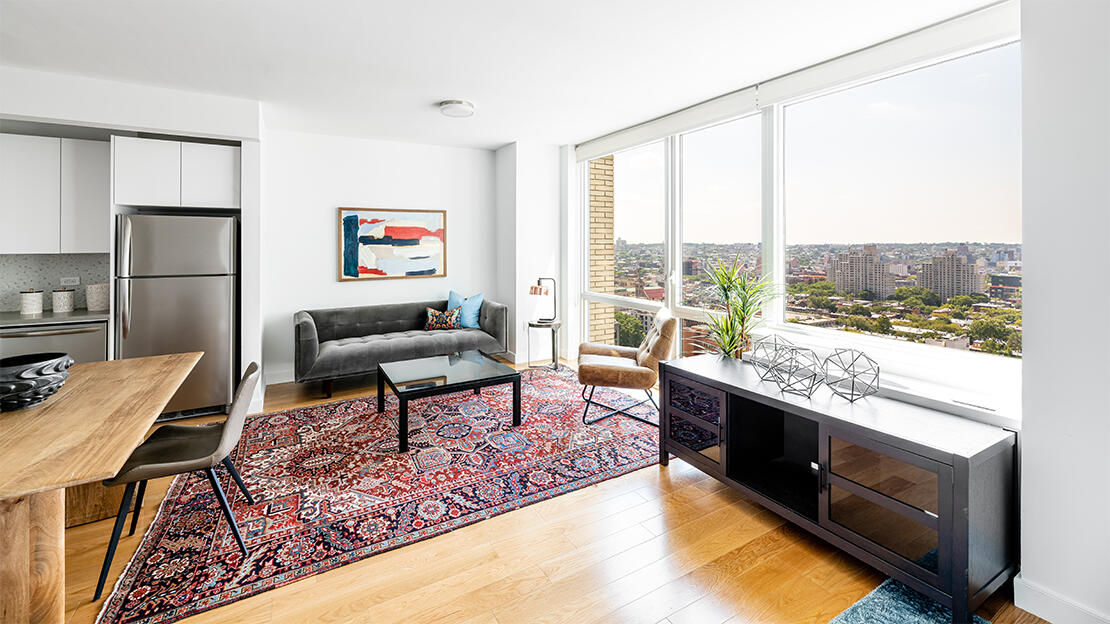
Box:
[112,136,181,207]
[0,134,61,254]
[180,143,241,208]
[61,139,111,253]
[112,137,241,209]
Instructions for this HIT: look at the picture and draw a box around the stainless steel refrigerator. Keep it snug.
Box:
[116,214,236,415]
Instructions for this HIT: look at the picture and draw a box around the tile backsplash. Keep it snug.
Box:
[0,254,110,311]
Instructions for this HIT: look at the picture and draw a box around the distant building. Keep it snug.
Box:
[918,250,984,301]
[787,273,828,285]
[888,263,910,277]
[682,258,699,276]
[989,274,1022,300]
[925,335,971,350]
[680,321,709,355]
[833,245,896,299]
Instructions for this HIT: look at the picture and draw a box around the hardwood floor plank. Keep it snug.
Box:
[492,500,785,624]
[599,524,801,624]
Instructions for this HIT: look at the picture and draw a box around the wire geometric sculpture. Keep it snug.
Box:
[749,334,795,382]
[823,348,880,402]
[769,346,825,398]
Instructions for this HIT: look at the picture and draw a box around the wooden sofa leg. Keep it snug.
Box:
[323,380,333,398]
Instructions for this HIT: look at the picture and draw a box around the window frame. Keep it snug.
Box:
[577,40,1022,425]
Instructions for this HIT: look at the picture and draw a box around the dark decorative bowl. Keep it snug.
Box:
[0,353,75,412]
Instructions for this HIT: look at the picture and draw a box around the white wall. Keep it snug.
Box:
[494,141,561,364]
[1016,1,1110,623]
[260,129,497,384]
[0,65,260,140]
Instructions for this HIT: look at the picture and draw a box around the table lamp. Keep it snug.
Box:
[528,277,557,323]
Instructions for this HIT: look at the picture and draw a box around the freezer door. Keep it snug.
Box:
[117,214,236,277]
[117,276,235,412]
[0,323,107,363]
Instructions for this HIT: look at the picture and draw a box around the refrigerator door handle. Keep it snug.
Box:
[119,280,131,340]
[119,215,133,278]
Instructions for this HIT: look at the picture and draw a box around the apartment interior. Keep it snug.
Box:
[0,1,1106,624]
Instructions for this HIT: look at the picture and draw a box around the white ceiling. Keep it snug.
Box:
[0,0,996,150]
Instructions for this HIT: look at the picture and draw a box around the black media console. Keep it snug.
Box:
[659,355,1017,624]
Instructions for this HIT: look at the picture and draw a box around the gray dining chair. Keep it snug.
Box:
[94,362,261,600]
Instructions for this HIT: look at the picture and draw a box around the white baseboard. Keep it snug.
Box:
[1015,574,1110,624]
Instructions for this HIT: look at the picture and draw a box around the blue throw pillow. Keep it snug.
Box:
[447,291,484,329]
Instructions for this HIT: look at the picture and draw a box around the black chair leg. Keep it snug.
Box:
[94,481,136,601]
[582,385,659,427]
[204,468,249,557]
[128,480,147,536]
[222,456,255,505]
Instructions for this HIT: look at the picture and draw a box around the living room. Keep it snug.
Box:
[0,1,1106,624]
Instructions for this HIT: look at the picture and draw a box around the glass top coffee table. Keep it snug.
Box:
[377,350,522,452]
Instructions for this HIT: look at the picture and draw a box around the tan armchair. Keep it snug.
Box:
[577,307,677,425]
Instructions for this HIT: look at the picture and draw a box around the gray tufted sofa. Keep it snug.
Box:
[294,299,508,396]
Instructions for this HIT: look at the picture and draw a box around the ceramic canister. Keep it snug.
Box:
[86,283,110,312]
[52,289,75,313]
[20,289,44,316]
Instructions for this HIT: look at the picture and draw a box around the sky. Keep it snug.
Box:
[609,42,1021,246]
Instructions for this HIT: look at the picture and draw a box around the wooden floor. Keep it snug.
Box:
[63,366,1046,624]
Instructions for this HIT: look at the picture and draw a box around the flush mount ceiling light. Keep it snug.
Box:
[439,99,475,118]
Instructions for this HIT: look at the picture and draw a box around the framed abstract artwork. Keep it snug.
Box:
[338,207,447,281]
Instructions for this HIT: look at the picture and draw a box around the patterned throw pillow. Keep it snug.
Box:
[425,306,462,331]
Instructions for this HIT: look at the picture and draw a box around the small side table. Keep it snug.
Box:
[526,320,562,371]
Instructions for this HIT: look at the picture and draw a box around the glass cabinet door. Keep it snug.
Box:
[667,413,721,463]
[829,436,939,515]
[664,376,726,469]
[820,426,952,586]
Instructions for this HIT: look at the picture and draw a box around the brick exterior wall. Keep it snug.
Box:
[588,156,616,344]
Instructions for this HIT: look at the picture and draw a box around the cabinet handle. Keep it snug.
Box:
[2,327,101,338]
[810,461,828,493]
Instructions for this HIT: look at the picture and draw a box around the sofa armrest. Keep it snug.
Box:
[294,311,320,381]
[478,300,509,353]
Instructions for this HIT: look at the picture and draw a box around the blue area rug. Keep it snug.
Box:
[830,579,989,624]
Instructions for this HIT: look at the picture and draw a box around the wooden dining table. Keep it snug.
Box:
[0,352,202,624]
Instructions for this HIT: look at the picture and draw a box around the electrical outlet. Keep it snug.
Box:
[60,276,80,287]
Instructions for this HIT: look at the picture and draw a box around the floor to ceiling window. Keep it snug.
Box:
[782,43,1021,357]
[579,35,1021,404]
[585,141,665,345]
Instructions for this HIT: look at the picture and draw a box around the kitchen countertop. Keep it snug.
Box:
[0,308,110,328]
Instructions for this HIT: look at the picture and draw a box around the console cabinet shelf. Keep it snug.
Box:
[660,355,1016,624]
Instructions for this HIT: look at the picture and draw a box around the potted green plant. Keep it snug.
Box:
[701,254,774,357]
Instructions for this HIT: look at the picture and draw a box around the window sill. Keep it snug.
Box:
[753,322,1021,430]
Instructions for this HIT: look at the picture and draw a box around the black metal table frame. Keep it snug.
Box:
[376,363,522,452]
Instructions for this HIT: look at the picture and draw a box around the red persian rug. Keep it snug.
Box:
[96,368,658,624]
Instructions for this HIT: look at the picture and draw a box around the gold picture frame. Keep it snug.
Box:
[337,207,447,281]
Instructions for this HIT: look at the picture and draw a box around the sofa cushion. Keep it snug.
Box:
[309,329,503,380]
[448,291,484,329]
[425,306,462,330]
[578,353,656,389]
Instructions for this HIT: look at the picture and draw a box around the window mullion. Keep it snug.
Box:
[762,104,785,322]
